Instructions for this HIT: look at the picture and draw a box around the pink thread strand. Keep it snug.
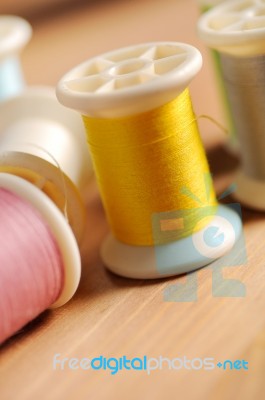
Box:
[0,188,64,344]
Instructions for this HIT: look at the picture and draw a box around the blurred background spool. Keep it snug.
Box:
[57,41,242,279]
[0,86,93,242]
[0,173,81,345]
[197,0,238,153]
[198,0,265,210]
[0,15,31,101]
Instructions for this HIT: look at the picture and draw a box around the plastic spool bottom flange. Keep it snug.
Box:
[0,173,81,307]
[198,0,265,210]
[57,41,242,279]
[0,86,93,242]
[0,15,32,101]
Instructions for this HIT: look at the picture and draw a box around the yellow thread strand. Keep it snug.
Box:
[83,88,217,246]
[197,114,229,136]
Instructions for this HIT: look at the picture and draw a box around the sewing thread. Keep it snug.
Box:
[220,53,265,180]
[0,188,64,344]
[83,88,217,246]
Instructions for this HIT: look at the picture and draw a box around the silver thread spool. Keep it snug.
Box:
[220,54,265,180]
[198,0,265,210]
[197,0,238,153]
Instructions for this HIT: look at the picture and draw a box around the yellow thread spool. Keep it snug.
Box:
[57,42,242,279]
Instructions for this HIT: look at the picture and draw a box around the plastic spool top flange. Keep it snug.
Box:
[57,42,242,279]
[0,173,81,308]
[57,42,202,118]
[198,0,265,56]
[0,15,31,60]
[0,16,32,100]
[198,0,265,210]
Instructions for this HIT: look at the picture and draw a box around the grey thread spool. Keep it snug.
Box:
[198,0,239,153]
[220,53,265,180]
[198,0,265,210]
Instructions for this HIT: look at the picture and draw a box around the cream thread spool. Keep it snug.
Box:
[0,172,80,308]
[56,42,242,279]
[198,0,265,210]
[0,15,31,101]
[0,86,93,242]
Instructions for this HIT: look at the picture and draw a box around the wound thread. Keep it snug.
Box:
[0,188,64,344]
[83,88,217,246]
[220,53,265,180]
[199,1,237,149]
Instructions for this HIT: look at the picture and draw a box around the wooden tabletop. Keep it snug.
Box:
[1,1,264,399]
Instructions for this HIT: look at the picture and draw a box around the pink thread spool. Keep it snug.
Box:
[0,173,81,345]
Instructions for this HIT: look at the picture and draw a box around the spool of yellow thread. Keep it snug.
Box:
[57,42,242,279]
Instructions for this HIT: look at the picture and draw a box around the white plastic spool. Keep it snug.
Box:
[0,15,32,101]
[57,42,242,279]
[0,173,81,307]
[198,0,265,210]
[0,86,93,242]
[198,0,265,56]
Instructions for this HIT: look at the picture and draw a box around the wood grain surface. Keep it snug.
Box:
[0,1,264,399]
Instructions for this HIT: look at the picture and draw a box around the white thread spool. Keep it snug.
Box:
[198,0,265,210]
[0,172,81,307]
[57,42,242,279]
[0,86,93,242]
[0,15,31,101]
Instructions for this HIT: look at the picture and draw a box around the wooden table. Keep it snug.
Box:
[1,1,264,399]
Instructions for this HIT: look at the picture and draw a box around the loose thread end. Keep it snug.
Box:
[197,114,229,136]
